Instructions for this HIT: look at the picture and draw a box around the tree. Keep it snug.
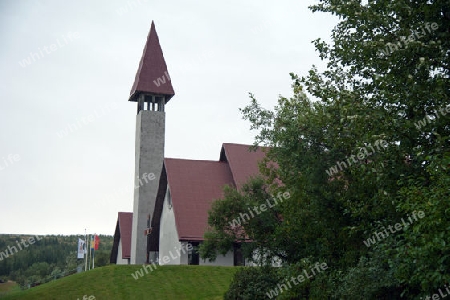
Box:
[233,0,449,298]
[94,250,110,268]
[303,1,449,297]
[200,178,288,265]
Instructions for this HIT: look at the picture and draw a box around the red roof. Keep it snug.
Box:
[164,158,235,241]
[220,143,267,189]
[118,212,133,259]
[165,143,266,241]
[129,21,175,102]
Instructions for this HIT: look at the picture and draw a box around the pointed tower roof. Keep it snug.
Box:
[129,21,175,102]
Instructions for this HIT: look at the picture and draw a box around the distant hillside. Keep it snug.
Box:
[0,234,113,289]
[1,265,237,300]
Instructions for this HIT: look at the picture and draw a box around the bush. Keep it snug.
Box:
[224,267,279,300]
[273,258,330,300]
[332,254,403,300]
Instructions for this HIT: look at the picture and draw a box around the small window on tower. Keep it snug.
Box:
[167,189,172,209]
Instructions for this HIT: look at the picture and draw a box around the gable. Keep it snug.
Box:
[164,158,235,240]
[163,143,267,241]
[220,143,267,189]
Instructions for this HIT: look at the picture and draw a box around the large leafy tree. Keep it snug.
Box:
[207,1,449,298]
[301,1,450,297]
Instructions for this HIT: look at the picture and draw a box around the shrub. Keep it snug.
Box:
[224,267,279,300]
[333,254,403,300]
[274,258,330,300]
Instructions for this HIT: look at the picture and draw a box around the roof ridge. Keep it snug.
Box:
[221,142,253,146]
[164,157,226,163]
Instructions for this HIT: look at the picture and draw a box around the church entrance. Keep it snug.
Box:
[188,242,199,265]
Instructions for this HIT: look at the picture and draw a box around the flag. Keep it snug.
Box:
[94,235,100,250]
[91,235,95,250]
[77,238,85,259]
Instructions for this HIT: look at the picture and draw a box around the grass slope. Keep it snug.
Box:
[1,265,237,300]
[0,282,19,297]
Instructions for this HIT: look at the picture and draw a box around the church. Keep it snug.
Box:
[110,21,266,266]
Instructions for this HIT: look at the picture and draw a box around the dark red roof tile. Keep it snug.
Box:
[164,158,235,241]
[220,143,267,189]
[118,212,133,259]
[129,21,175,102]
[164,143,267,241]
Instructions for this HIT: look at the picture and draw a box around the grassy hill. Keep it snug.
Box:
[0,281,19,297]
[0,265,237,300]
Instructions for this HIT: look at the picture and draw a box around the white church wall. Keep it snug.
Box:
[159,185,182,265]
[180,242,189,265]
[117,238,130,265]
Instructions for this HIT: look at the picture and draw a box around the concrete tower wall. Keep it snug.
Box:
[130,110,165,264]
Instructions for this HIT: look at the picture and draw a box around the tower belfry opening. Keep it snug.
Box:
[137,94,166,114]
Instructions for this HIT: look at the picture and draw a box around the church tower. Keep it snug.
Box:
[129,21,174,265]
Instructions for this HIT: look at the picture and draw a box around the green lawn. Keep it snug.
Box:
[1,265,237,300]
[0,281,20,297]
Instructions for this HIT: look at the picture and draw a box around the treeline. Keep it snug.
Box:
[0,234,113,288]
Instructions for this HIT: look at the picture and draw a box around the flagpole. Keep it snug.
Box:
[84,229,88,272]
[88,234,91,270]
[91,236,93,269]
[92,234,95,269]
[93,235,99,269]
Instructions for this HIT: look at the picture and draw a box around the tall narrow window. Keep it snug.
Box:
[188,242,199,265]
[234,243,244,266]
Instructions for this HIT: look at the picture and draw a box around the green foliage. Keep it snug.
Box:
[221,1,450,298]
[274,259,330,300]
[224,267,279,300]
[0,234,113,289]
[200,178,288,265]
[94,250,111,268]
[332,253,403,299]
[391,158,450,294]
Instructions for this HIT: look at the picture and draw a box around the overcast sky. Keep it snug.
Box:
[0,0,338,235]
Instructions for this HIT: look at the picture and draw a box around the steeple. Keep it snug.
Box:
[129,21,171,265]
[129,21,175,113]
